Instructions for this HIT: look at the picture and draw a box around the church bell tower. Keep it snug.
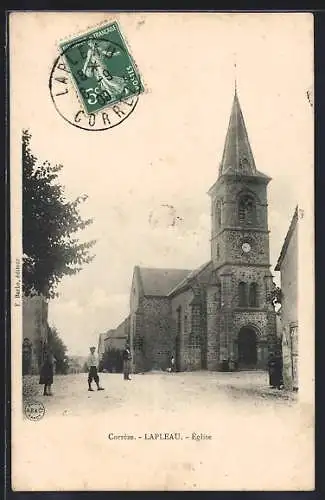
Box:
[207,89,277,371]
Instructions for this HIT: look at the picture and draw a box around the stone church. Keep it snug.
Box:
[125,89,277,373]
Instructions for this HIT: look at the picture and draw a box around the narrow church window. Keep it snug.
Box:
[191,304,201,347]
[238,195,256,225]
[184,314,188,334]
[176,306,182,336]
[135,335,144,351]
[216,200,222,227]
[216,244,220,259]
[217,284,222,308]
[238,282,247,307]
[249,283,258,307]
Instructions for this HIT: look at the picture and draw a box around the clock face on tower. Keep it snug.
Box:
[242,242,251,253]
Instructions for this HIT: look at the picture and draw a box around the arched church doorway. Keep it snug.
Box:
[237,326,257,369]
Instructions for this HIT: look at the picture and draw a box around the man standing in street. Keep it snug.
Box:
[122,343,132,380]
[87,346,104,391]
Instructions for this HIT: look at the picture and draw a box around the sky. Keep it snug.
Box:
[11,12,313,356]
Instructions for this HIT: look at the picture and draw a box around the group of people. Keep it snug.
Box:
[86,344,133,391]
[38,344,133,395]
[38,345,283,395]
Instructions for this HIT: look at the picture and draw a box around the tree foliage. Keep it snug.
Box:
[268,283,282,308]
[102,348,123,373]
[47,325,69,374]
[22,130,96,298]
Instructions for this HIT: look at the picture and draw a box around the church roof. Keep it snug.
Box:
[275,206,298,271]
[98,332,107,346]
[168,261,212,297]
[103,329,116,340]
[218,90,270,180]
[138,267,192,297]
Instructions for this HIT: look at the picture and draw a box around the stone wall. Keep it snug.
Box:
[210,266,276,370]
[232,310,276,368]
[232,311,269,339]
[211,178,268,235]
[223,230,270,266]
[206,285,219,370]
[183,347,201,370]
[141,297,172,371]
[171,289,192,371]
[132,309,147,372]
[210,174,270,271]
[217,266,273,310]
[170,288,206,371]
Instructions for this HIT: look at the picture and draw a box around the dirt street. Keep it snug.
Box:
[15,371,313,491]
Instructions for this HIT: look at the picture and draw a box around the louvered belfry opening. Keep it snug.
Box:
[239,195,256,225]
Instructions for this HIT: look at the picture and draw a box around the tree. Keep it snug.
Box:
[47,325,69,374]
[268,283,282,309]
[102,348,123,373]
[22,130,96,299]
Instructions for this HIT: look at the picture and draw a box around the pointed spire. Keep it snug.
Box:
[219,90,257,177]
[234,54,237,96]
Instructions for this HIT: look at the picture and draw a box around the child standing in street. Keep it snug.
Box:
[87,346,104,391]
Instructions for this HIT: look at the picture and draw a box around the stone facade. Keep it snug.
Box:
[275,208,298,390]
[116,91,278,373]
[171,288,200,371]
[141,297,171,371]
[22,294,48,375]
[206,91,277,369]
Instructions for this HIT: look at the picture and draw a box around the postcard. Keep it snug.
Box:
[10,11,314,491]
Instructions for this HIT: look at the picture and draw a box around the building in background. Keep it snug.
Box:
[97,333,107,366]
[97,319,130,373]
[275,207,298,391]
[130,267,192,372]
[22,294,48,375]
[119,90,278,373]
[104,317,130,351]
[67,356,84,374]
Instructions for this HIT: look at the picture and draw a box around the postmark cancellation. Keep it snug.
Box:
[50,21,144,131]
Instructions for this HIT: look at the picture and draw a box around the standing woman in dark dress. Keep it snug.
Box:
[268,352,276,388]
[274,350,283,390]
[39,351,54,396]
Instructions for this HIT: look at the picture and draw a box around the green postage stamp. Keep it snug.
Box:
[60,21,144,114]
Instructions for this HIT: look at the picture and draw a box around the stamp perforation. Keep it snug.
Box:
[50,19,144,130]
[55,21,143,115]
